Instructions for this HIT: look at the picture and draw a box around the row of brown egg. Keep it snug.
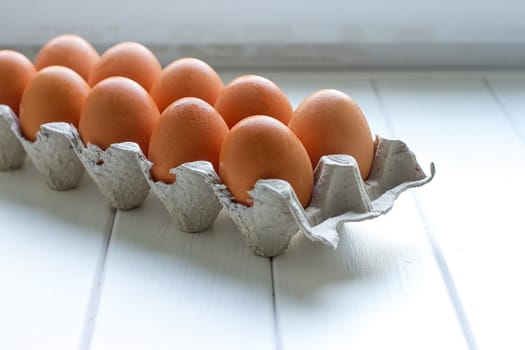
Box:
[0,34,375,210]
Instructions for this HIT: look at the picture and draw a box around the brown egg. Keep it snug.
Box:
[19,66,89,141]
[219,115,313,207]
[0,50,36,115]
[79,77,159,153]
[148,97,229,184]
[288,89,375,179]
[88,42,161,90]
[150,58,223,113]
[34,34,99,82]
[214,75,293,128]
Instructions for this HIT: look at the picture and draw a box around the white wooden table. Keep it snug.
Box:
[1,71,524,350]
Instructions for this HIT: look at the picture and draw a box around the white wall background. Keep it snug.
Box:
[2,0,525,67]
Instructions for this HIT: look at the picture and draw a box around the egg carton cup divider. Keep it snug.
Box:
[214,180,307,257]
[139,159,223,233]
[0,105,84,190]
[213,137,435,257]
[69,136,150,210]
[0,105,26,170]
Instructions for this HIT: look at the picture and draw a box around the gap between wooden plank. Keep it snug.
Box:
[88,195,276,349]
[79,208,117,350]
[481,77,525,145]
[410,192,479,350]
[270,257,282,350]
[369,77,479,350]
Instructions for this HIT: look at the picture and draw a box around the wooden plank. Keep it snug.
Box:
[374,72,525,350]
[270,73,468,350]
[90,194,275,350]
[0,161,113,350]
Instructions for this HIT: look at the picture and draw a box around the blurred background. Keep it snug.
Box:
[2,0,525,68]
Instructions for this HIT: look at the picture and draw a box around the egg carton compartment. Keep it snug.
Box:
[213,179,305,257]
[139,159,223,233]
[67,133,151,210]
[212,136,435,257]
[0,105,26,170]
[0,105,84,190]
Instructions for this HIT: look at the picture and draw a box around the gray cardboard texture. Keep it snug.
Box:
[212,137,434,257]
[139,159,223,233]
[0,105,26,170]
[0,105,84,190]
[214,179,303,257]
[20,122,85,190]
[72,139,150,210]
[296,138,435,249]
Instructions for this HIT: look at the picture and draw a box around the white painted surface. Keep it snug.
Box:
[0,161,112,350]
[274,196,468,350]
[90,194,275,350]
[374,73,525,349]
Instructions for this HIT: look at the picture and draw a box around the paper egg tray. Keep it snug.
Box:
[0,105,83,190]
[0,104,435,257]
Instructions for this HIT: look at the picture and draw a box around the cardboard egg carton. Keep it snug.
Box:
[0,105,84,190]
[70,142,223,229]
[0,106,25,170]
[0,106,218,217]
[0,105,151,208]
[0,103,434,257]
[212,137,435,256]
[138,159,223,233]
[72,140,151,210]
[134,135,434,256]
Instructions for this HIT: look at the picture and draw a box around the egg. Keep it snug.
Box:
[19,66,89,141]
[79,77,159,153]
[219,115,313,207]
[288,89,375,179]
[88,42,161,90]
[214,75,293,128]
[34,34,99,82]
[148,97,228,184]
[0,50,36,115]
[150,57,223,113]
